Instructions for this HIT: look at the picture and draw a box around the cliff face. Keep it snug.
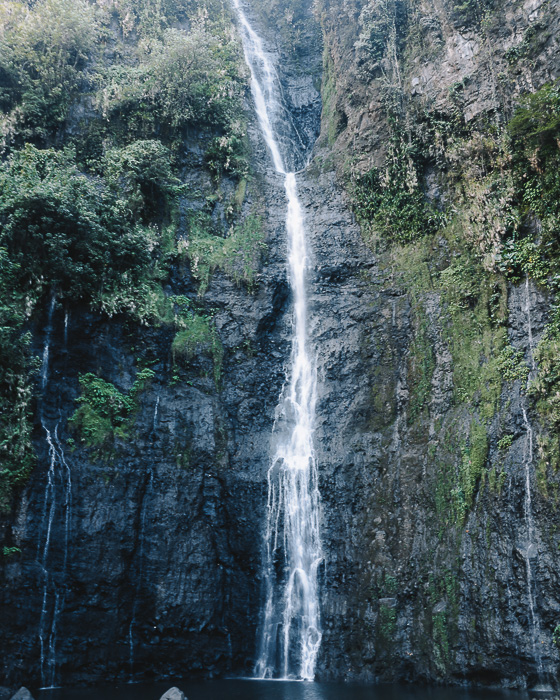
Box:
[311,0,560,688]
[2,0,560,692]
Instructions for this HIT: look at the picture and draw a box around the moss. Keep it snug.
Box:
[407,307,435,424]
[427,569,459,673]
[462,419,489,510]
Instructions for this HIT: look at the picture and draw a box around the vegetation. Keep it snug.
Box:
[0,0,98,147]
[69,368,155,456]
[187,213,265,294]
[0,0,258,509]
[353,129,445,245]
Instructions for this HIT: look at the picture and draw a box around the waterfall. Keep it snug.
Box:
[38,423,72,689]
[231,0,323,680]
[37,297,73,689]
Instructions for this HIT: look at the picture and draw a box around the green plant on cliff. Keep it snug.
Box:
[0,0,99,147]
[496,346,530,383]
[0,248,37,513]
[354,129,445,244]
[407,309,435,423]
[0,145,155,303]
[69,367,155,455]
[187,213,266,295]
[96,24,246,141]
[170,296,223,385]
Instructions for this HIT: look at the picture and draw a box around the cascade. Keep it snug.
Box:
[231,0,323,680]
[37,299,73,689]
[38,423,72,689]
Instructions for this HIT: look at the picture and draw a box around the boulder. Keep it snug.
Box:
[159,689,186,700]
[10,690,34,700]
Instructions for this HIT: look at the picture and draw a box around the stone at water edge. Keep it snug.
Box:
[159,689,186,700]
[9,689,34,700]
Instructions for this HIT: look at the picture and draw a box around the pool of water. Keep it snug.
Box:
[36,679,531,700]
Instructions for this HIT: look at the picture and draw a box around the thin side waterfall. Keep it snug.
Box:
[521,277,543,680]
[231,0,323,680]
[37,297,73,689]
[38,423,72,689]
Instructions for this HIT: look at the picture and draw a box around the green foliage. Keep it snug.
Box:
[504,21,549,66]
[508,82,560,148]
[0,0,98,145]
[0,247,37,513]
[497,434,513,451]
[206,123,249,181]
[69,368,155,454]
[97,25,246,138]
[0,145,154,301]
[451,0,493,27]
[355,0,408,75]
[187,213,266,294]
[553,624,560,648]
[427,570,459,673]
[407,310,435,423]
[321,48,345,147]
[496,346,530,383]
[102,140,181,222]
[378,603,397,643]
[529,332,560,432]
[252,0,310,54]
[353,131,445,244]
[2,546,21,557]
[461,419,488,510]
[0,0,237,513]
[172,312,223,385]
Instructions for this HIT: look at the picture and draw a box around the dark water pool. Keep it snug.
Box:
[37,679,531,700]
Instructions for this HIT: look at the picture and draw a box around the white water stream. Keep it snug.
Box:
[37,299,72,689]
[231,0,323,680]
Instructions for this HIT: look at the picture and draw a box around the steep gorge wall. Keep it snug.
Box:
[311,0,560,689]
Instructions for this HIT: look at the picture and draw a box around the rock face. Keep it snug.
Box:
[1,0,560,692]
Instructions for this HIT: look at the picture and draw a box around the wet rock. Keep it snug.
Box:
[10,690,34,700]
[159,689,186,700]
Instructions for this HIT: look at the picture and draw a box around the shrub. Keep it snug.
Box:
[187,213,265,294]
[0,145,153,301]
[97,26,246,137]
[69,368,155,451]
[0,0,98,144]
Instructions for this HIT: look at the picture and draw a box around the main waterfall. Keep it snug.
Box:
[231,0,323,680]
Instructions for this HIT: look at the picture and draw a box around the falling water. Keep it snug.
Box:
[520,277,543,679]
[41,294,56,392]
[37,298,73,688]
[38,423,72,689]
[231,0,323,680]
